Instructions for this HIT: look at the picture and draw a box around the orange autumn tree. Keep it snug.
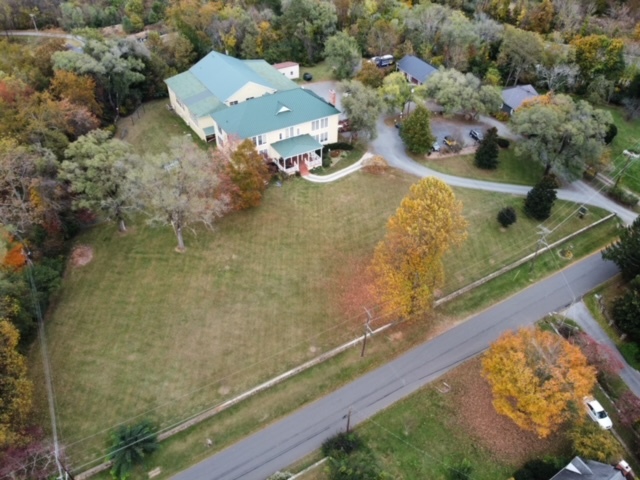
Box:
[482,327,596,438]
[369,177,467,320]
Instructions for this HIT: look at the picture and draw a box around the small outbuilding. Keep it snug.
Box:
[274,61,300,80]
[550,457,632,480]
[501,84,539,115]
[397,55,438,85]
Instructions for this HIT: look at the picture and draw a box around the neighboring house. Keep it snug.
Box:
[274,61,299,80]
[397,55,437,85]
[165,52,340,175]
[550,457,631,480]
[501,84,539,115]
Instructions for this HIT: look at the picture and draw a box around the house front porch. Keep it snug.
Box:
[271,135,323,175]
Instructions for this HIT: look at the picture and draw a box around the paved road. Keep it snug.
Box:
[565,302,640,397]
[3,29,85,51]
[174,253,619,480]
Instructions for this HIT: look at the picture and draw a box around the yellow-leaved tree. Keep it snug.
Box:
[369,177,467,320]
[482,327,596,438]
[0,319,34,448]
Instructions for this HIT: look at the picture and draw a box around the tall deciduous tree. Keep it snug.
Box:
[418,69,502,119]
[399,105,435,155]
[474,127,499,169]
[52,39,146,116]
[571,35,625,86]
[339,80,384,141]
[355,61,385,89]
[482,327,596,438]
[221,138,271,210]
[49,70,102,117]
[380,72,412,115]
[366,18,399,57]
[369,177,467,320]
[602,217,640,281]
[324,31,361,80]
[60,130,139,232]
[510,93,612,180]
[128,137,229,251]
[497,26,545,86]
[0,319,33,449]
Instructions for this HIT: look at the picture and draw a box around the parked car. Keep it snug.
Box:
[372,54,394,68]
[470,129,483,142]
[303,72,313,81]
[432,142,441,152]
[584,397,613,429]
[444,136,457,147]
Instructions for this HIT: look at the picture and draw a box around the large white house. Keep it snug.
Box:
[165,52,340,175]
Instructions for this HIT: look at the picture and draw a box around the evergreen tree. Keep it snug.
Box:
[399,105,435,155]
[474,127,499,169]
[602,216,640,280]
[524,175,557,220]
[109,420,158,480]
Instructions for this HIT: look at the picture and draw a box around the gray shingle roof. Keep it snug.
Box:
[212,88,339,138]
[501,84,539,111]
[550,457,625,480]
[397,55,437,84]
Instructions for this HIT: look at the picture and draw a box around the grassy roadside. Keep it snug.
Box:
[599,105,640,195]
[584,282,640,370]
[85,217,618,479]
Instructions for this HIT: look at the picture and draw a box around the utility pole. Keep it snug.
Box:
[360,307,374,357]
[346,408,352,433]
[29,13,38,31]
[529,226,551,274]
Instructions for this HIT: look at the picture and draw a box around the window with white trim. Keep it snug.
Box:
[319,131,328,143]
[252,134,266,146]
[312,117,329,131]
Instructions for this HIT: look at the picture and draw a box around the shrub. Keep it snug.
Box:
[617,390,640,428]
[604,123,618,145]
[321,432,364,458]
[513,458,567,480]
[326,449,384,480]
[496,137,510,148]
[497,206,517,227]
[322,154,332,168]
[618,342,640,368]
[607,186,639,207]
[323,142,354,154]
[568,421,623,463]
[494,111,510,122]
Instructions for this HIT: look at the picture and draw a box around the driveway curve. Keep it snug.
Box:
[370,117,637,225]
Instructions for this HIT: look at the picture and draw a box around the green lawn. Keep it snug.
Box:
[29,159,616,475]
[600,105,640,194]
[115,99,209,155]
[296,60,337,83]
[421,147,544,186]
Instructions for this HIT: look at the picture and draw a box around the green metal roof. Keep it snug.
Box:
[244,60,299,92]
[203,126,215,135]
[189,51,275,101]
[165,71,226,117]
[271,135,322,158]
[212,89,339,139]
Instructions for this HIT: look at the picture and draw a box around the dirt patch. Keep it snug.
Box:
[70,245,94,267]
[447,357,569,466]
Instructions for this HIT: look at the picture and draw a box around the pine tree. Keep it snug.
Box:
[497,206,517,227]
[474,127,499,169]
[524,175,557,220]
[602,216,640,280]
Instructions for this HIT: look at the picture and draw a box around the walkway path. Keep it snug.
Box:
[565,301,640,397]
[304,153,372,183]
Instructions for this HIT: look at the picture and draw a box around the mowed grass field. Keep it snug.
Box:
[423,148,545,186]
[29,166,611,468]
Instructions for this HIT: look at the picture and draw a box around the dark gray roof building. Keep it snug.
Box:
[550,457,627,480]
[501,84,539,114]
[397,55,438,85]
